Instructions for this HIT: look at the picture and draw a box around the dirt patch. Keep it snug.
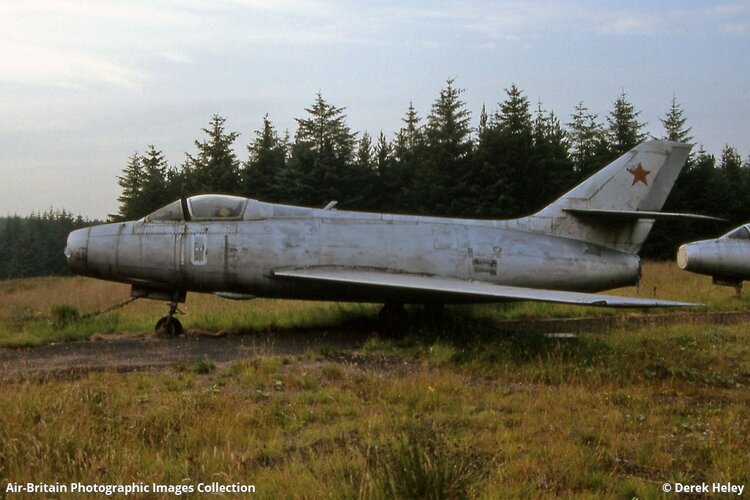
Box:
[0,328,375,382]
[3,310,749,382]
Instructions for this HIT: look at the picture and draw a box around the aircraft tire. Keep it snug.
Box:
[155,316,183,336]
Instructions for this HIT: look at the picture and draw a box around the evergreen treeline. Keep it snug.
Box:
[0,210,95,280]
[109,81,750,259]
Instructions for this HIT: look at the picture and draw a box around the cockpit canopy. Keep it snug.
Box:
[722,225,750,241]
[145,195,248,222]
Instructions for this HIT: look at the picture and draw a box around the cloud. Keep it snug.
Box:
[597,15,656,36]
[0,1,181,89]
[224,0,337,17]
[0,42,144,89]
[705,4,749,36]
[705,4,748,18]
[720,23,749,36]
[157,52,194,64]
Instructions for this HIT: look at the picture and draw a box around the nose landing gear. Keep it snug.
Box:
[155,300,184,336]
[131,286,187,337]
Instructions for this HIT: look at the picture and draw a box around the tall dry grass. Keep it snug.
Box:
[0,276,377,346]
[0,261,747,346]
[0,320,748,497]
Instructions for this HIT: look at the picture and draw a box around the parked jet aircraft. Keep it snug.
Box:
[66,140,711,335]
[677,224,750,295]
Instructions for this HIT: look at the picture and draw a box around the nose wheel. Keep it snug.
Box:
[155,301,184,336]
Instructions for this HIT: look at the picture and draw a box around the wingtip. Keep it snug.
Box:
[660,300,705,308]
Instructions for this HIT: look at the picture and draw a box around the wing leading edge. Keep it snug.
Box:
[272,268,700,308]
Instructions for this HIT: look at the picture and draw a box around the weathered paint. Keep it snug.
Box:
[69,201,639,303]
[678,224,750,285]
[65,140,697,306]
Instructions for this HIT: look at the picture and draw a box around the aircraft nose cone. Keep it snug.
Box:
[65,227,90,274]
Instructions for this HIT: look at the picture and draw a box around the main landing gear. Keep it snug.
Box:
[378,303,408,336]
[377,303,446,336]
[155,300,184,336]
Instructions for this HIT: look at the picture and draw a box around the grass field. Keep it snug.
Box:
[0,263,749,497]
[1,319,749,497]
[0,261,748,348]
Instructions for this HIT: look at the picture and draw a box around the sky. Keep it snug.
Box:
[1,0,749,219]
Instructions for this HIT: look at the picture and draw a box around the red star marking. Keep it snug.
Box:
[627,163,651,186]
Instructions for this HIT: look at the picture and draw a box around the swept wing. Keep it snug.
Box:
[272,268,700,308]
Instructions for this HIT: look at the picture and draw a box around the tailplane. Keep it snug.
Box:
[519,140,695,253]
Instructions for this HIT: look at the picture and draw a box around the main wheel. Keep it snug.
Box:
[155,316,183,336]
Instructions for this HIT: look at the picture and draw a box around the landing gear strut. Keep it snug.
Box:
[423,303,445,321]
[130,286,187,337]
[155,300,184,336]
[378,303,408,336]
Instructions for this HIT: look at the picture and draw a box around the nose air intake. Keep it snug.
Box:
[65,227,90,274]
[677,241,718,275]
[677,242,712,275]
[676,244,691,270]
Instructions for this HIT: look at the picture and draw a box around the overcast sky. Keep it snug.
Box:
[1,0,749,219]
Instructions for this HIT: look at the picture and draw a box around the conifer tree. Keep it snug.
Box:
[393,102,422,164]
[566,102,610,177]
[606,91,647,155]
[185,114,241,195]
[0,211,93,279]
[472,83,534,217]
[673,148,729,244]
[115,152,145,221]
[140,145,171,212]
[242,114,286,201]
[369,132,396,209]
[477,104,489,137]
[295,93,356,159]
[115,147,171,221]
[719,145,746,223]
[642,97,697,259]
[410,79,472,215]
[660,96,693,143]
[391,102,423,211]
[357,132,374,171]
[531,104,575,209]
[0,216,23,278]
[372,131,397,211]
[283,93,360,207]
[497,84,532,139]
[374,132,391,173]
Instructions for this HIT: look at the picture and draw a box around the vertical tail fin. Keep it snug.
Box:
[522,140,692,253]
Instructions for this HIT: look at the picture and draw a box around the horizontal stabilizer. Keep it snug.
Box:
[273,268,701,308]
[563,208,725,222]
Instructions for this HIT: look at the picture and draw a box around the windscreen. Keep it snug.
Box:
[726,226,750,240]
[145,200,183,222]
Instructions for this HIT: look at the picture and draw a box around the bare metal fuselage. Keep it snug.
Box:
[677,224,750,288]
[68,205,640,304]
